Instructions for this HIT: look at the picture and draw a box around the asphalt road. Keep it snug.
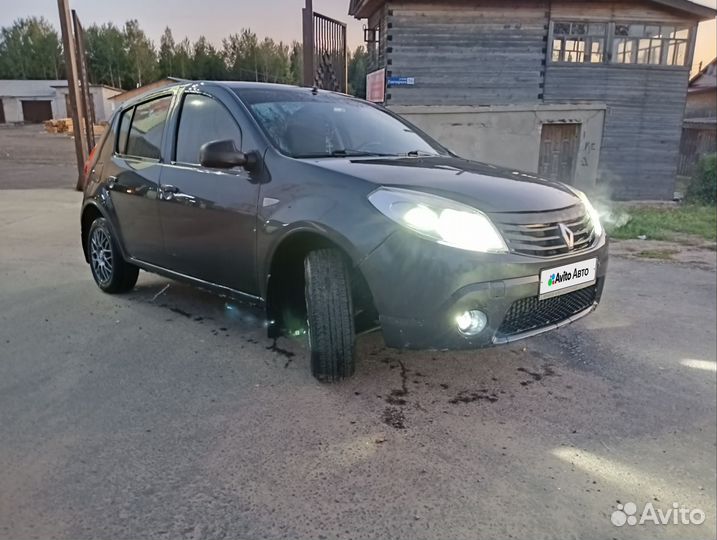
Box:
[0,187,715,540]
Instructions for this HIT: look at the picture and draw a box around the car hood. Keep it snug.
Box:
[306,155,580,213]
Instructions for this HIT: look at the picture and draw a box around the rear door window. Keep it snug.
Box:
[125,95,172,159]
[175,93,242,165]
[116,107,133,154]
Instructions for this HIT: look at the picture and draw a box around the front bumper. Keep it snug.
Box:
[358,229,608,349]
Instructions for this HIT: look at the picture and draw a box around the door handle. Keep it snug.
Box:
[106,175,117,189]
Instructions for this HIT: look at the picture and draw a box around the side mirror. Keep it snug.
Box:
[199,139,257,170]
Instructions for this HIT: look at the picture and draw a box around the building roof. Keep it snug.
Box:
[107,77,187,101]
[50,82,124,93]
[0,79,123,98]
[651,0,717,18]
[348,0,717,19]
[689,57,717,90]
[0,79,66,98]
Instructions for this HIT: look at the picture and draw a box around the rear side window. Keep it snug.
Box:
[116,107,133,154]
[175,94,242,165]
[93,122,113,165]
[125,96,172,159]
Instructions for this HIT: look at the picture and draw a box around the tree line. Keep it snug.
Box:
[0,17,369,97]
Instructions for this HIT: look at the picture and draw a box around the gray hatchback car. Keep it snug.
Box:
[81,81,608,381]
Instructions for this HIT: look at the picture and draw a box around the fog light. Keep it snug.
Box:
[456,310,487,336]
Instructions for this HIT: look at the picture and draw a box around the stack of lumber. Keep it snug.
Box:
[45,119,109,136]
[44,118,74,134]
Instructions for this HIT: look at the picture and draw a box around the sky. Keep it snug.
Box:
[0,0,366,50]
[0,0,715,73]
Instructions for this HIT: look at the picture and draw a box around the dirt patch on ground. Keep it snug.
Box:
[610,237,716,271]
[381,406,407,429]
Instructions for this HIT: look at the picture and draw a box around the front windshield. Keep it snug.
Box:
[234,88,447,159]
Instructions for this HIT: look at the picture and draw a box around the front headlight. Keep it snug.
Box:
[574,190,604,237]
[368,187,507,253]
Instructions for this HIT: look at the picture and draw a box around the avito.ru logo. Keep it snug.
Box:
[547,267,591,287]
[548,271,571,287]
[611,501,706,527]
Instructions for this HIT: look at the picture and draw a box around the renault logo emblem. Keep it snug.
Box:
[558,223,575,250]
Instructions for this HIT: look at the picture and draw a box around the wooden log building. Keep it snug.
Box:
[349,0,716,200]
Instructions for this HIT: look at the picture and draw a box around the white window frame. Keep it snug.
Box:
[548,20,696,68]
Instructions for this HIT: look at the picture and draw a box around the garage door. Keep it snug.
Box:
[21,100,53,123]
[0,99,5,123]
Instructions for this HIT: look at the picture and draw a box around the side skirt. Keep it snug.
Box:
[129,258,265,308]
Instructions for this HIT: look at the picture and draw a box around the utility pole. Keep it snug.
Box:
[73,10,95,155]
[302,0,314,87]
[57,0,87,191]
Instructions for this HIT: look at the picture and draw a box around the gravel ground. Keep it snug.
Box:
[0,127,715,539]
[0,188,715,540]
[0,125,79,190]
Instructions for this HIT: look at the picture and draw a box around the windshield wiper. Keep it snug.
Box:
[294,149,392,158]
[404,149,439,157]
[330,149,393,157]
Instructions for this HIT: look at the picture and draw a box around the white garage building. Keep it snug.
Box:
[0,80,122,124]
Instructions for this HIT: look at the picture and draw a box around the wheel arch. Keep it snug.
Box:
[80,201,127,263]
[264,228,378,338]
[81,203,104,263]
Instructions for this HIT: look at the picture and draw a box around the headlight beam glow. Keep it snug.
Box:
[575,190,604,237]
[369,187,508,253]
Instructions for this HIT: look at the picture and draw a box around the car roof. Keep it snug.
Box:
[214,81,354,100]
[118,80,356,113]
[212,81,305,91]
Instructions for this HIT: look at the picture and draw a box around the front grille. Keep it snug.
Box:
[496,285,597,338]
[493,204,595,257]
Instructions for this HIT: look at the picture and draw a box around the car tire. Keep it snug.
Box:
[87,217,139,294]
[304,248,356,382]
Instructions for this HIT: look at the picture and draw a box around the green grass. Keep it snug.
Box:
[607,205,717,242]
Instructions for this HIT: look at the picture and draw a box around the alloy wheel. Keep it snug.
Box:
[90,227,113,285]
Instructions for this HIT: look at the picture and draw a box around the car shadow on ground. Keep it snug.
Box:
[121,272,648,439]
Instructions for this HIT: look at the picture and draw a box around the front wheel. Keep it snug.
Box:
[87,217,139,293]
[304,249,356,382]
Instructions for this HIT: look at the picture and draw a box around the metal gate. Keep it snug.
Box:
[302,0,347,92]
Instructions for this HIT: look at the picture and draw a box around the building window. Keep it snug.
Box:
[613,24,690,66]
[552,22,606,63]
[550,21,692,67]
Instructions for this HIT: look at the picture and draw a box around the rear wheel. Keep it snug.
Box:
[304,248,356,382]
[87,217,139,293]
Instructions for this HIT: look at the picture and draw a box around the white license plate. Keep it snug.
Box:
[539,258,597,299]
